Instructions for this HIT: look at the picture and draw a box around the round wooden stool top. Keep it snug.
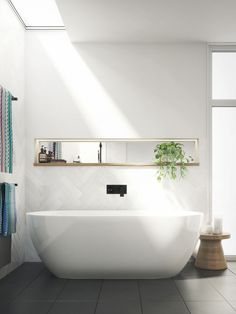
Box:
[200,233,230,241]
[195,232,231,270]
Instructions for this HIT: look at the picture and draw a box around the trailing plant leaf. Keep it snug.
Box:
[154,141,193,181]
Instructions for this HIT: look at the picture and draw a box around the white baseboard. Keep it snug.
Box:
[226,255,236,261]
[191,255,236,262]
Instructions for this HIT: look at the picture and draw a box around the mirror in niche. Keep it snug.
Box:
[37,141,106,164]
[34,139,199,166]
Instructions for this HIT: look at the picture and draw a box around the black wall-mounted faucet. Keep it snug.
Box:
[106,185,127,197]
[98,142,102,163]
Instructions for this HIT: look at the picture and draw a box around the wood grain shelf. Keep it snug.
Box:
[34,162,200,167]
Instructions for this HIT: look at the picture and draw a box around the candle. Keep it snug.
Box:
[203,224,213,234]
[213,216,223,235]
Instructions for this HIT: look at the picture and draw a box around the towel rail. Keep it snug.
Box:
[11,96,17,101]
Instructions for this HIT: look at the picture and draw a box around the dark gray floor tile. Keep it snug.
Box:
[95,299,142,314]
[0,283,27,302]
[16,270,66,301]
[211,282,236,301]
[0,264,44,301]
[186,301,236,314]
[99,280,139,301]
[200,269,235,278]
[175,278,223,301]
[0,301,52,314]
[208,275,236,288]
[175,262,234,279]
[228,262,236,270]
[95,280,142,314]
[48,300,96,314]
[229,265,236,276]
[142,300,189,314]
[58,280,102,300]
[3,261,236,314]
[102,280,137,287]
[0,263,45,285]
[175,262,207,279]
[0,301,10,312]
[139,279,181,301]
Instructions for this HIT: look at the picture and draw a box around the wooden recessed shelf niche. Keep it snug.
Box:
[34,138,199,167]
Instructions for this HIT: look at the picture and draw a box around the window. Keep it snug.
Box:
[212,107,236,255]
[10,0,64,28]
[212,52,236,99]
[211,49,236,255]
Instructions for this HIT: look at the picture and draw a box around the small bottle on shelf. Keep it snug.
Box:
[47,151,54,163]
[38,146,48,163]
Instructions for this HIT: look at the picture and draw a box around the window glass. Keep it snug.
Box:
[11,0,64,27]
[212,52,236,99]
[212,107,236,254]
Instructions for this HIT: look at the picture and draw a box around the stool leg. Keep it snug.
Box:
[195,239,227,270]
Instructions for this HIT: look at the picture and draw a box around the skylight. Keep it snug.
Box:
[10,0,64,28]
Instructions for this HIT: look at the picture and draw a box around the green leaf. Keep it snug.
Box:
[153,141,190,181]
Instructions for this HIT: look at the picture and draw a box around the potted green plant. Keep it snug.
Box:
[154,141,193,181]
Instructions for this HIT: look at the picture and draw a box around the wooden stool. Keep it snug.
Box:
[195,233,230,270]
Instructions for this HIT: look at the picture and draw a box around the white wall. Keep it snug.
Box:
[25,31,208,261]
[0,0,25,277]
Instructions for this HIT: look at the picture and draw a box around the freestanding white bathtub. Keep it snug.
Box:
[27,210,202,279]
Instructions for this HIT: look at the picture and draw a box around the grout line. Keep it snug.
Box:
[94,280,104,314]
[3,264,46,305]
[229,268,236,275]
[53,279,68,301]
[206,274,236,312]
[172,279,191,314]
[137,280,144,314]
[45,277,68,314]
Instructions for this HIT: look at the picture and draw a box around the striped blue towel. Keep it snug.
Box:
[0,183,16,236]
[0,86,13,173]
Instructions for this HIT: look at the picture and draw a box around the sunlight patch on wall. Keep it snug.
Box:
[37,32,138,137]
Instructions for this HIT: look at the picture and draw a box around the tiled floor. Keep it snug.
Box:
[0,262,236,314]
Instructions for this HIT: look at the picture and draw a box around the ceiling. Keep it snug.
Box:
[55,0,236,43]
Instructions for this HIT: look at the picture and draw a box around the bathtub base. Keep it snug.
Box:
[52,270,185,280]
[27,210,202,279]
